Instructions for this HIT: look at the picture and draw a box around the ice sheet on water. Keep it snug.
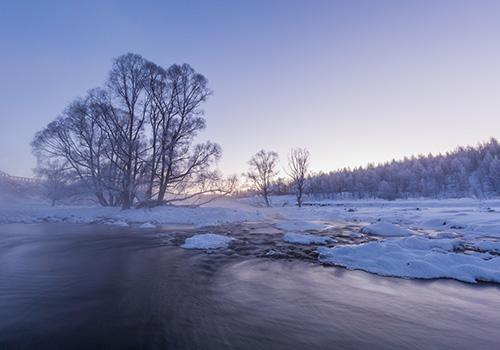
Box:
[283,232,335,245]
[181,233,233,250]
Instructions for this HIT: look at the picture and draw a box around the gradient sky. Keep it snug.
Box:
[1,0,500,177]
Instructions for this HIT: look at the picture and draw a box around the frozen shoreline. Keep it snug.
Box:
[1,196,500,284]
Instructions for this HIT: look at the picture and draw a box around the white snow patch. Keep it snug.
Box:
[430,231,460,239]
[283,233,334,245]
[472,240,500,253]
[361,222,414,237]
[109,221,129,227]
[317,237,500,283]
[139,222,156,228]
[181,234,233,250]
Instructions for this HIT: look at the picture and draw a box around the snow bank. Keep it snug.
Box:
[317,237,500,283]
[181,234,233,250]
[360,222,414,237]
[472,240,500,253]
[0,202,267,227]
[139,222,156,228]
[283,233,334,245]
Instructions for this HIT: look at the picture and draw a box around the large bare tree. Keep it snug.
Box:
[287,148,310,207]
[32,53,228,208]
[247,150,279,207]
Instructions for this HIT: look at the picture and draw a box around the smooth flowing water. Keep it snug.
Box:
[0,223,499,349]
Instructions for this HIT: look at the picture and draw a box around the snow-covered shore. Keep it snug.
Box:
[0,201,266,227]
[2,195,500,283]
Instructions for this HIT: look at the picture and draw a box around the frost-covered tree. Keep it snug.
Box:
[488,157,500,193]
[247,150,279,207]
[32,53,228,208]
[305,138,500,200]
[287,148,309,207]
[34,160,71,206]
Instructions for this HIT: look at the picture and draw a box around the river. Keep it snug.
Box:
[0,223,499,349]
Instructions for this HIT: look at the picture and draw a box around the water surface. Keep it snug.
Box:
[0,224,499,349]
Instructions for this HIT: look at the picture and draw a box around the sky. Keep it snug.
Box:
[1,0,500,177]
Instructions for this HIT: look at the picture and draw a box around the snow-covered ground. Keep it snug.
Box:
[1,195,500,283]
[0,198,266,227]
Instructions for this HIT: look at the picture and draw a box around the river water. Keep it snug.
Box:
[0,223,499,349]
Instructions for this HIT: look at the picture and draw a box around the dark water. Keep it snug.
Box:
[0,224,499,350]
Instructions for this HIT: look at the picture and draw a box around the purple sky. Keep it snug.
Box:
[1,0,500,177]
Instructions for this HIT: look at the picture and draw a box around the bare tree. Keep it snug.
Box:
[144,63,219,204]
[287,148,310,207]
[105,53,149,209]
[32,53,229,208]
[247,150,279,207]
[34,160,71,206]
[31,91,122,207]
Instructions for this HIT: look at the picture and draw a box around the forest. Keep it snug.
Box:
[305,139,500,200]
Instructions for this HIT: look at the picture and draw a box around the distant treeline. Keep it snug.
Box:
[305,138,500,200]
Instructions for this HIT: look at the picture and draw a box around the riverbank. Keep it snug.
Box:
[1,196,500,283]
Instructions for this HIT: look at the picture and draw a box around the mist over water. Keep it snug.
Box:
[1,224,499,349]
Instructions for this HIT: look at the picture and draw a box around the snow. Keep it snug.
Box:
[283,232,334,245]
[317,237,500,283]
[181,234,233,250]
[360,222,414,237]
[0,201,266,227]
[472,240,500,253]
[109,221,129,227]
[139,222,156,228]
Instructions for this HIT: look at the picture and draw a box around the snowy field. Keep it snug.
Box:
[1,195,500,283]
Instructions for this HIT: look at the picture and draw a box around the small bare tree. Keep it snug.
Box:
[247,150,279,207]
[287,148,310,207]
[35,160,71,206]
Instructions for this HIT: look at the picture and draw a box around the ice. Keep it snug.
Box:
[181,233,233,250]
[283,232,334,245]
[360,222,414,237]
[317,237,500,283]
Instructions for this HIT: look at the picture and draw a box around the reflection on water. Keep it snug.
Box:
[0,223,499,349]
